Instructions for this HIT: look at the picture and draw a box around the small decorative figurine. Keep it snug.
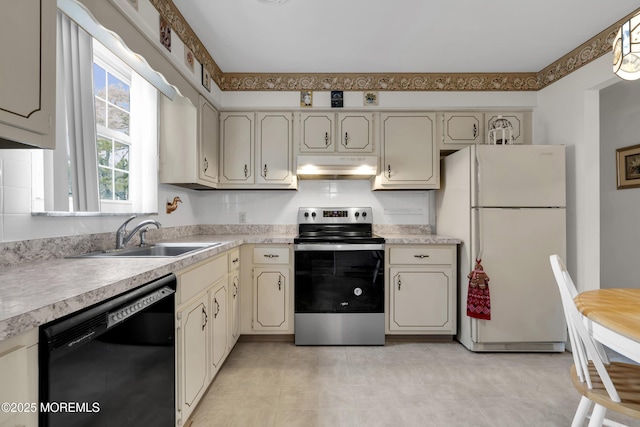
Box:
[166,196,182,214]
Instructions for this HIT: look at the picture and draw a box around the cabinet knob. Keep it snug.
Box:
[214,299,220,318]
[344,132,349,146]
[414,254,430,259]
[397,275,402,291]
[264,164,268,177]
[204,157,209,172]
[387,164,391,178]
[202,306,208,330]
[325,132,329,146]
[278,275,282,291]
[244,164,248,178]
[473,123,478,138]
[264,254,280,258]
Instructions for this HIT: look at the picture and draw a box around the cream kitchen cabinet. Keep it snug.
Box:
[250,246,292,332]
[0,328,38,427]
[386,245,457,335]
[299,112,374,153]
[160,95,219,189]
[256,112,296,188]
[175,251,236,426]
[299,113,335,152]
[440,112,484,149]
[372,112,439,189]
[228,248,241,349]
[219,112,255,185]
[0,0,56,149]
[209,278,228,376]
[176,292,209,425]
[219,112,296,189]
[485,112,528,145]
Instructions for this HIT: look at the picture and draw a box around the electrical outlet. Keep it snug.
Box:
[239,212,246,223]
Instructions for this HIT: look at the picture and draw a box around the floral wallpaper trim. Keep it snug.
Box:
[150,0,639,92]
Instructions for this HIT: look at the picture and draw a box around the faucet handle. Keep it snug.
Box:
[139,226,150,246]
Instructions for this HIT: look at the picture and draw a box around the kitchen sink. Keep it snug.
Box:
[74,242,223,258]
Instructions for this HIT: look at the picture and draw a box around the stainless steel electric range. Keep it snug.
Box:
[294,207,385,345]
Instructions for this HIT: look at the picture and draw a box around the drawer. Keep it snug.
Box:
[253,246,289,264]
[178,255,227,304]
[228,249,240,271]
[389,246,453,265]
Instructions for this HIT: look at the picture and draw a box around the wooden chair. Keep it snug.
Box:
[550,254,640,427]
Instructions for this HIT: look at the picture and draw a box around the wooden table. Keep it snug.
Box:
[574,288,640,363]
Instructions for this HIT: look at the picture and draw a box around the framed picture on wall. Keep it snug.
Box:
[616,143,640,189]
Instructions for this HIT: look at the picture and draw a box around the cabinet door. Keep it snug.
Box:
[300,113,334,152]
[0,0,56,148]
[177,293,209,422]
[378,113,438,188]
[209,280,228,375]
[220,112,254,184]
[442,112,483,146]
[389,267,454,332]
[337,113,373,152]
[0,329,38,427]
[229,272,241,348]
[199,97,219,184]
[253,268,289,331]
[485,112,525,145]
[256,112,294,186]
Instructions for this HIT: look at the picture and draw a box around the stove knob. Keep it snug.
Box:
[355,212,360,218]
[362,212,367,218]
[311,212,316,218]
[304,212,309,218]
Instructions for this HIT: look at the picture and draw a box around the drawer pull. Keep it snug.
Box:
[397,275,402,291]
[264,254,280,258]
[232,257,239,264]
[414,255,430,259]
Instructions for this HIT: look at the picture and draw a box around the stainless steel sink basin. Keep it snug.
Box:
[75,242,223,258]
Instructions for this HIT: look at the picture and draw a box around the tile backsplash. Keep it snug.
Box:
[0,151,433,243]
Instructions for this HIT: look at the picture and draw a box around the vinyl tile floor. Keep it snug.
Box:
[188,340,640,427]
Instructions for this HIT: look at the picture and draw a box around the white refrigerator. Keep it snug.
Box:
[436,145,567,352]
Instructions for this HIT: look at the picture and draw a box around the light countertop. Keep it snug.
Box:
[0,233,459,342]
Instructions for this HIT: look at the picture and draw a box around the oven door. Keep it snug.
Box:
[294,243,384,313]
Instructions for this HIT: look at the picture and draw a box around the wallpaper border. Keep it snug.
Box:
[148,2,639,92]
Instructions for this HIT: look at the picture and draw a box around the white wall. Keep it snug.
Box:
[599,80,640,289]
[535,54,620,292]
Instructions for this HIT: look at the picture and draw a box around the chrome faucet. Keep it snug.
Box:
[116,215,162,249]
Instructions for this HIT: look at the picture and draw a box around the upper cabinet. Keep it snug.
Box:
[219,112,255,185]
[299,112,374,153]
[372,112,439,190]
[219,112,296,189]
[441,112,484,148]
[0,0,56,149]
[485,112,527,145]
[299,113,335,152]
[256,112,295,188]
[160,95,219,189]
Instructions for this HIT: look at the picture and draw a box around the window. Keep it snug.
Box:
[93,49,132,204]
[32,27,158,215]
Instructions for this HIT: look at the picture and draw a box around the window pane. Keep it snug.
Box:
[108,105,130,135]
[95,98,106,127]
[93,63,106,98]
[98,167,113,200]
[96,136,112,167]
[107,73,130,111]
[114,142,129,171]
[114,171,129,201]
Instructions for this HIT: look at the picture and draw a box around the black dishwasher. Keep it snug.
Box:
[39,273,176,427]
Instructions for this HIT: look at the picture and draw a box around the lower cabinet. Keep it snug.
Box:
[175,250,239,426]
[253,267,289,331]
[387,245,457,335]
[0,328,38,427]
[176,293,209,424]
[209,279,228,374]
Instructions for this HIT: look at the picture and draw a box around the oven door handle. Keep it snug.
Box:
[294,243,384,251]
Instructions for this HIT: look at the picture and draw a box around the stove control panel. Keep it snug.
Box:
[298,207,373,224]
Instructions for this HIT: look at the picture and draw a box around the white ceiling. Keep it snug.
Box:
[171,0,639,74]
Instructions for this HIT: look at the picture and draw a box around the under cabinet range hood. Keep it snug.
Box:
[296,155,378,179]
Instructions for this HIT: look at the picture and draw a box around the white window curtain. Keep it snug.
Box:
[53,11,99,212]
